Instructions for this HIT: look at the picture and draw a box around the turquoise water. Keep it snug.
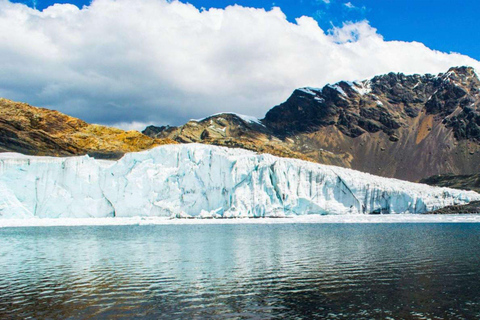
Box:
[1,223,480,319]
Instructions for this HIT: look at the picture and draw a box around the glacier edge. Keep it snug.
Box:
[0,144,479,219]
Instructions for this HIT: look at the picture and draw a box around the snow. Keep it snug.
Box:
[234,113,265,126]
[191,112,264,126]
[208,125,227,133]
[327,84,348,97]
[351,80,372,95]
[298,87,320,96]
[473,67,480,81]
[1,144,479,220]
[344,80,372,95]
[328,80,371,97]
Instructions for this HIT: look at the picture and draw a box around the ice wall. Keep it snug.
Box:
[0,144,479,218]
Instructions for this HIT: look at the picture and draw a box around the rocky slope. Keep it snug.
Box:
[0,98,175,158]
[146,66,480,181]
[263,66,480,181]
[144,113,348,167]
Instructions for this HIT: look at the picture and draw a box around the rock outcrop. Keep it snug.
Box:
[426,201,480,214]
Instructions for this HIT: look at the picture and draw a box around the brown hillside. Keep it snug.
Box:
[0,98,175,159]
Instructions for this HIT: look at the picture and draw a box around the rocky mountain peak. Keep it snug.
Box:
[445,66,478,77]
[264,66,480,141]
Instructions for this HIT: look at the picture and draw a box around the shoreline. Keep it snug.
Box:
[2,214,480,228]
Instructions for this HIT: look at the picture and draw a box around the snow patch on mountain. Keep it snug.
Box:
[350,80,372,95]
[328,84,348,97]
[298,87,321,96]
[191,112,264,126]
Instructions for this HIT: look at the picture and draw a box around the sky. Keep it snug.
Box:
[2,0,480,130]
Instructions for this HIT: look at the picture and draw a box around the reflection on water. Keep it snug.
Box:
[1,223,480,319]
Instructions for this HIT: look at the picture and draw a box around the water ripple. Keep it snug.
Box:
[0,224,480,319]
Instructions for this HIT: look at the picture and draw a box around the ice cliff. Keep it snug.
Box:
[1,144,479,219]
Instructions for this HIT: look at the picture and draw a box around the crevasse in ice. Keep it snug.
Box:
[0,144,478,218]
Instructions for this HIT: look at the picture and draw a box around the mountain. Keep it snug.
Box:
[143,113,348,167]
[145,66,480,181]
[0,98,175,159]
[1,144,478,219]
[264,66,480,181]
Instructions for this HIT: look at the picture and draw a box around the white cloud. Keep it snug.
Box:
[344,2,355,9]
[0,0,479,128]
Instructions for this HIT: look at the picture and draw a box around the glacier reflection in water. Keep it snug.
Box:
[1,223,480,319]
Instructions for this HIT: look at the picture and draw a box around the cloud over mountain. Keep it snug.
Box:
[0,0,479,129]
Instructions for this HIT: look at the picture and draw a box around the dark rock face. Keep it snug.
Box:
[265,67,480,141]
[142,125,172,138]
[261,66,480,181]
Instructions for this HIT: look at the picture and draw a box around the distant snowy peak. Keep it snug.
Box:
[1,144,479,219]
[297,87,322,96]
[191,112,265,127]
[282,66,479,106]
[260,66,480,182]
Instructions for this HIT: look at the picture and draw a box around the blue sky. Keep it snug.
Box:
[14,0,480,60]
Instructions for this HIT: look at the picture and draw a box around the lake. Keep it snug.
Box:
[1,223,480,319]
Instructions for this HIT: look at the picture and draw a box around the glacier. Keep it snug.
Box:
[0,144,479,219]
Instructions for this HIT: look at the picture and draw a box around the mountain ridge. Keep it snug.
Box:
[0,98,175,159]
[145,66,480,181]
